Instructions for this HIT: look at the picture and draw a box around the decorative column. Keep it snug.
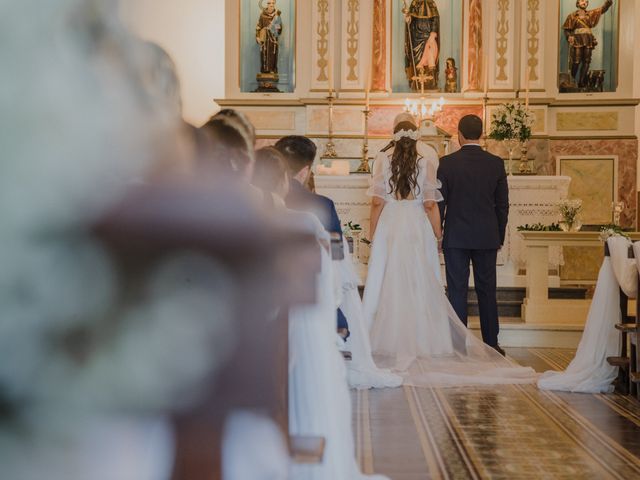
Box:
[311,0,335,91]
[522,0,545,92]
[344,0,360,85]
[371,0,387,91]
[340,0,371,91]
[488,0,517,91]
[466,0,483,91]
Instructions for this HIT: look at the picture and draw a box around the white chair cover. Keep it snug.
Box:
[609,236,637,298]
[631,241,640,296]
[288,225,388,480]
[222,410,289,480]
[538,237,625,393]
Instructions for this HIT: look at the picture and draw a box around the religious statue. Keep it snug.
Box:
[255,0,282,92]
[562,0,613,90]
[444,57,457,93]
[587,69,605,91]
[403,0,440,92]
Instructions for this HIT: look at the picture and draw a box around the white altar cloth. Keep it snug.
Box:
[316,174,571,287]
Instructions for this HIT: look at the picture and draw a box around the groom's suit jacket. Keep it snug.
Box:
[437,145,509,250]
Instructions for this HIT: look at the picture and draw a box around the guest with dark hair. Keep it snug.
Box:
[252,146,290,208]
[274,135,349,339]
[200,115,255,181]
[274,135,342,238]
[214,109,256,147]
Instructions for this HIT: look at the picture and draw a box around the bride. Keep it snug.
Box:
[363,114,536,386]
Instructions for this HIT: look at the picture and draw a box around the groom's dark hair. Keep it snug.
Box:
[458,115,483,140]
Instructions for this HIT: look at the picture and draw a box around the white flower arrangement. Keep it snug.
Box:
[342,221,362,238]
[599,225,630,242]
[558,199,582,224]
[393,129,420,142]
[488,102,535,142]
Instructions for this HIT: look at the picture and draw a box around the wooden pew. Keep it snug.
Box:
[93,181,324,479]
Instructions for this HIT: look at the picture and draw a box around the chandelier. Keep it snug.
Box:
[404,96,445,123]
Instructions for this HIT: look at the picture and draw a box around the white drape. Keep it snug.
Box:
[288,223,388,480]
[338,240,403,390]
[538,236,635,393]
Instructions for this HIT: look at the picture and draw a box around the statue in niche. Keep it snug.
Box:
[403,0,440,92]
[444,57,457,93]
[561,0,613,91]
[255,0,282,92]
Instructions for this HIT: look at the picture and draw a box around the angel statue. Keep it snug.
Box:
[403,0,440,92]
[255,0,282,92]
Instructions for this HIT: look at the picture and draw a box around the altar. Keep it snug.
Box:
[214,0,638,296]
[316,172,571,287]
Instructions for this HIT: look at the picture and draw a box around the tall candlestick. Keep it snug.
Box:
[356,108,371,174]
[524,64,530,108]
[323,58,337,159]
[365,62,371,110]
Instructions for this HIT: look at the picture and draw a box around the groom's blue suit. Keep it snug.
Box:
[437,144,509,348]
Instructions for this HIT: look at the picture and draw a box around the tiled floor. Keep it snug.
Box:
[352,348,640,479]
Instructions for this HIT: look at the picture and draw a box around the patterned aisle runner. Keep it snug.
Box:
[353,348,640,480]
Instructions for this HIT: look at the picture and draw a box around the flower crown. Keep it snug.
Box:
[393,129,420,142]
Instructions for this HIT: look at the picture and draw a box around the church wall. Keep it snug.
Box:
[119,0,226,126]
[549,139,637,228]
[218,1,640,280]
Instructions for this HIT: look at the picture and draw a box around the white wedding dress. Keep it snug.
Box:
[363,146,537,387]
[338,239,403,389]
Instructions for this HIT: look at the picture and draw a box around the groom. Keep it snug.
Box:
[437,115,509,355]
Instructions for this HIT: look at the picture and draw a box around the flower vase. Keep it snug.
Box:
[559,218,582,232]
[503,139,520,176]
[518,143,532,174]
[351,230,362,262]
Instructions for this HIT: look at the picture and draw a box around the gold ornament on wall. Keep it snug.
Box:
[496,0,510,82]
[316,0,330,83]
[346,0,360,82]
[526,0,540,83]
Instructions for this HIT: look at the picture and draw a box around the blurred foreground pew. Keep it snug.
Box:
[94,180,322,479]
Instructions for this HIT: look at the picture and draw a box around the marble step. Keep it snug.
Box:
[468,300,522,317]
[468,317,584,348]
[468,287,588,302]
[466,287,588,318]
[356,286,588,318]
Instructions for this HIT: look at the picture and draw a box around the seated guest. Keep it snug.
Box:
[214,109,256,148]
[272,136,349,339]
[274,136,342,238]
[252,146,290,209]
[200,115,255,182]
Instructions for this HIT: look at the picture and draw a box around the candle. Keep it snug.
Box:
[327,58,334,96]
[365,85,370,110]
[332,160,350,176]
[483,55,489,94]
[525,65,530,108]
[365,63,371,110]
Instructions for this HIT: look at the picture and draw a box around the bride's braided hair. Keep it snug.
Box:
[388,121,420,200]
